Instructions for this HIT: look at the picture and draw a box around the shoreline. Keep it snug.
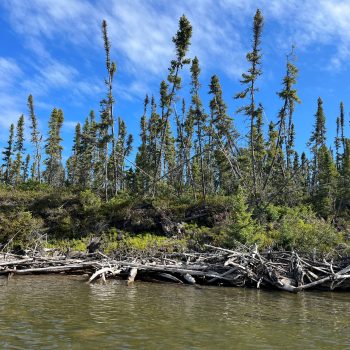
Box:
[2,245,350,293]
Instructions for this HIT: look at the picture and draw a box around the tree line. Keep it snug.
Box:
[1,10,350,223]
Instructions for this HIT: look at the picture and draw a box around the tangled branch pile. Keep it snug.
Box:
[2,245,350,293]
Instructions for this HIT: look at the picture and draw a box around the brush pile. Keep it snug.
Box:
[1,244,350,292]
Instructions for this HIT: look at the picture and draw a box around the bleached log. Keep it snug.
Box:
[127,267,138,283]
[183,273,196,284]
[88,267,121,283]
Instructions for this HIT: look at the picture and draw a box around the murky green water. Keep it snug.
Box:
[0,275,349,349]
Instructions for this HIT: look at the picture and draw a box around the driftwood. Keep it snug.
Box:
[1,246,350,292]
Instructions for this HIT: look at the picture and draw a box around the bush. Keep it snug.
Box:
[212,189,262,248]
[270,206,341,253]
[79,189,101,212]
[103,232,187,255]
[0,211,44,248]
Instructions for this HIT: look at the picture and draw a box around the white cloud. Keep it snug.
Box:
[1,0,350,123]
[0,58,22,89]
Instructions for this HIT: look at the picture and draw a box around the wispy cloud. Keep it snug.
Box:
[1,0,350,131]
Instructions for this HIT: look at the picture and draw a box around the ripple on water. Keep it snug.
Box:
[0,275,349,350]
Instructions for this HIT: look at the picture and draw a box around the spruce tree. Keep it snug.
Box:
[44,108,65,186]
[339,139,350,215]
[263,50,300,195]
[23,154,30,182]
[67,123,82,186]
[190,57,207,199]
[313,145,338,219]
[2,124,14,184]
[210,75,239,193]
[153,15,192,196]
[308,97,327,192]
[13,115,25,185]
[28,94,42,182]
[135,95,151,192]
[102,19,118,196]
[235,9,264,201]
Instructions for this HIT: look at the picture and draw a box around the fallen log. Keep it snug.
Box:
[128,268,138,284]
[0,246,350,292]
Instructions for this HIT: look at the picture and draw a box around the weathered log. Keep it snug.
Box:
[89,267,121,283]
[157,273,183,284]
[183,273,196,284]
[2,246,350,292]
[127,267,138,284]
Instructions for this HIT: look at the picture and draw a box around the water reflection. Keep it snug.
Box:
[0,275,349,349]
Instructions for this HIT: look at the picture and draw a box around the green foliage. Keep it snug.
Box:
[45,237,89,252]
[211,189,262,247]
[79,189,102,211]
[1,13,350,256]
[104,232,187,255]
[0,211,43,248]
[267,206,341,253]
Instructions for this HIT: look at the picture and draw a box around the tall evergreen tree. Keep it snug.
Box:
[102,19,118,196]
[190,57,207,199]
[153,15,192,196]
[13,115,25,185]
[28,94,42,182]
[312,145,338,219]
[210,75,239,193]
[2,124,14,184]
[67,123,82,186]
[308,97,327,192]
[44,108,65,186]
[23,154,30,182]
[235,9,264,202]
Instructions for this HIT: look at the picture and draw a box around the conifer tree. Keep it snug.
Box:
[13,115,25,185]
[153,15,192,195]
[67,123,82,186]
[308,97,327,192]
[190,57,207,199]
[235,9,263,201]
[115,117,133,191]
[86,110,98,189]
[210,75,239,193]
[335,115,341,170]
[135,95,151,192]
[183,98,195,194]
[300,152,309,195]
[23,154,30,182]
[313,145,338,219]
[2,124,14,184]
[44,108,65,186]
[263,50,300,196]
[28,94,42,182]
[102,19,118,196]
[339,139,350,215]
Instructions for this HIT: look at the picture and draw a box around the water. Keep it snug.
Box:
[0,275,349,350]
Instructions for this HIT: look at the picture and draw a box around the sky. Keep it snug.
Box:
[1,0,350,162]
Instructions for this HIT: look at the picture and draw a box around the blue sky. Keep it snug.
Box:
[1,0,350,162]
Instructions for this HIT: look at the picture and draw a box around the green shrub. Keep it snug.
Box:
[104,232,187,255]
[79,189,101,211]
[271,207,341,253]
[211,188,262,248]
[0,211,44,248]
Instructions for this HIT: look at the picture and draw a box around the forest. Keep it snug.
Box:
[0,9,349,256]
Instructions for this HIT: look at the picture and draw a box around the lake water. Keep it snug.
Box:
[0,275,349,349]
